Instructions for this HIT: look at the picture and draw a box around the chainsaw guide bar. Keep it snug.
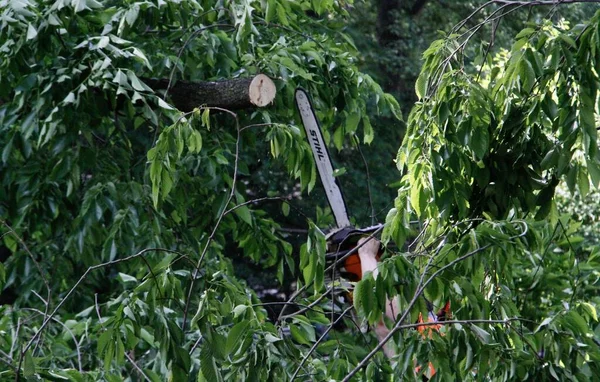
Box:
[295,88,351,229]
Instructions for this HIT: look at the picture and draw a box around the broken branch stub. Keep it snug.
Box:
[144,74,276,112]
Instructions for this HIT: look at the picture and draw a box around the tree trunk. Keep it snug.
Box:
[143,74,276,112]
[375,0,430,100]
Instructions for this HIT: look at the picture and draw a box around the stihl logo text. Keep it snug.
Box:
[310,130,325,160]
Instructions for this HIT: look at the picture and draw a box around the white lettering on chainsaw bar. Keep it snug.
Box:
[295,89,351,228]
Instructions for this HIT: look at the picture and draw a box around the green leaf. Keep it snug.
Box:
[281,202,290,217]
[289,324,311,345]
[276,3,288,26]
[384,93,402,121]
[2,136,13,164]
[265,0,276,23]
[226,321,250,355]
[23,350,35,377]
[333,127,344,150]
[580,302,598,321]
[157,98,174,110]
[233,305,248,318]
[234,205,253,226]
[117,273,137,283]
[470,125,489,159]
[363,116,374,144]
[415,73,427,100]
[0,262,5,291]
[199,347,220,382]
[26,23,38,40]
[160,169,173,200]
[470,325,491,344]
[410,183,427,217]
[346,112,360,133]
[563,311,589,335]
[201,108,211,130]
[333,167,346,177]
[515,27,536,40]
[265,333,281,343]
[97,329,113,355]
[189,129,203,153]
[520,58,535,93]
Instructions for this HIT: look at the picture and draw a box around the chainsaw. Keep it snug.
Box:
[294,87,449,311]
[294,89,451,372]
[294,88,383,282]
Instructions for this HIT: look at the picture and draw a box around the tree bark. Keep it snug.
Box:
[143,74,276,112]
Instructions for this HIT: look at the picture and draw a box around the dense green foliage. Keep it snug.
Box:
[381,7,600,380]
[0,0,398,380]
[1,0,600,381]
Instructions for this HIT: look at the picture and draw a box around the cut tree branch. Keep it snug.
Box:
[144,74,276,112]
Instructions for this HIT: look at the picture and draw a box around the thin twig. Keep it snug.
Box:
[277,284,308,324]
[223,196,292,216]
[21,308,83,372]
[290,306,354,381]
[491,0,600,5]
[95,294,151,381]
[182,110,240,332]
[279,287,335,321]
[0,347,14,375]
[9,317,20,361]
[20,248,183,357]
[239,122,281,132]
[252,301,329,314]
[353,135,376,225]
[189,335,203,355]
[125,352,151,382]
[507,320,543,361]
[453,0,599,33]
[2,219,52,380]
[475,6,502,81]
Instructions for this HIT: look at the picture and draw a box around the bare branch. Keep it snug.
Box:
[276,284,309,325]
[20,248,184,358]
[125,352,152,382]
[279,287,335,321]
[290,306,354,381]
[223,196,292,216]
[21,308,83,372]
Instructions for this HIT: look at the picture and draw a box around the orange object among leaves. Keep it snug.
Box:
[414,301,451,379]
[342,250,381,282]
[343,253,363,281]
[417,301,451,338]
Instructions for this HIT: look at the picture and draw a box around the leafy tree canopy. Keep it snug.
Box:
[1,0,600,381]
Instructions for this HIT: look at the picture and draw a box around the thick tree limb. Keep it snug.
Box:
[144,74,276,112]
